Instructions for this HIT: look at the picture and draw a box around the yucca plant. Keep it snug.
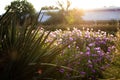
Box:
[0,8,70,80]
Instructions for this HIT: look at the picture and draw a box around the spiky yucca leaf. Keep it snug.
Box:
[0,9,69,80]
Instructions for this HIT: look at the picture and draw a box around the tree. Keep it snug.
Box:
[57,0,71,11]
[5,0,36,26]
[41,6,59,10]
[43,0,84,25]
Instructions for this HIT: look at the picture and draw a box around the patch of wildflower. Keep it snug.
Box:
[57,28,114,79]
[39,28,116,79]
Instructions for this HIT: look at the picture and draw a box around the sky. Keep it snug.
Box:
[0,0,120,15]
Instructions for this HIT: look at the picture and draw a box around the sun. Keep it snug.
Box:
[71,0,101,10]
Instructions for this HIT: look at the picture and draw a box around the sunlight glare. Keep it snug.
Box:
[71,0,101,10]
